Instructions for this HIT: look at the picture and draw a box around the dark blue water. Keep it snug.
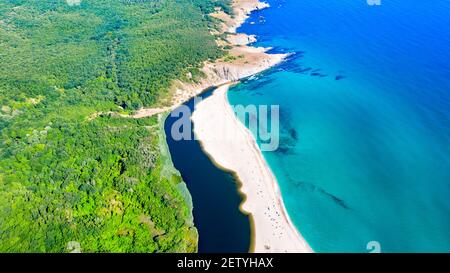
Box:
[165,89,251,253]
[228,0,450,252]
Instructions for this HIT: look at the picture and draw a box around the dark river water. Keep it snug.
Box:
[164,88,251,253]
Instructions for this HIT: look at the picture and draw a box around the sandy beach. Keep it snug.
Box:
[192,84,312,253]
[187,0,312,252]
[166,0,287,107]
[131,0,313,252]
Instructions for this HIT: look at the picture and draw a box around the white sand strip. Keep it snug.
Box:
[192,84,313,253]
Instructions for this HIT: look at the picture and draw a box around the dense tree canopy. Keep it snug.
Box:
[0,0,229,252]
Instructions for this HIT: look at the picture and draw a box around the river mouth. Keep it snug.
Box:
[164,88,251,253]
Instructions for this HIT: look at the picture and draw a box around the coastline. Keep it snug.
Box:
[192,84,312,253]
[129,0,287,115]
[168,0,287,107]
[140,0,313,252]
[183,0,312,252]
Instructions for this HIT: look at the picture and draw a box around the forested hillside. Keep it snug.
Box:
[0,0,229,252]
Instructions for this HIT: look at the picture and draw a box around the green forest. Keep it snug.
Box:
[0,0,230,252]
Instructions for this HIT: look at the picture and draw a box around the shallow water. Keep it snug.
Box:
[228,0,450,252]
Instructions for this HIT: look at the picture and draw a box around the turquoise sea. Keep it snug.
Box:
[228,0,450,252]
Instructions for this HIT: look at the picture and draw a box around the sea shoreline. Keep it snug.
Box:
[166,0,313,252]
[192,84,312,253]
[186,0,313,253]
